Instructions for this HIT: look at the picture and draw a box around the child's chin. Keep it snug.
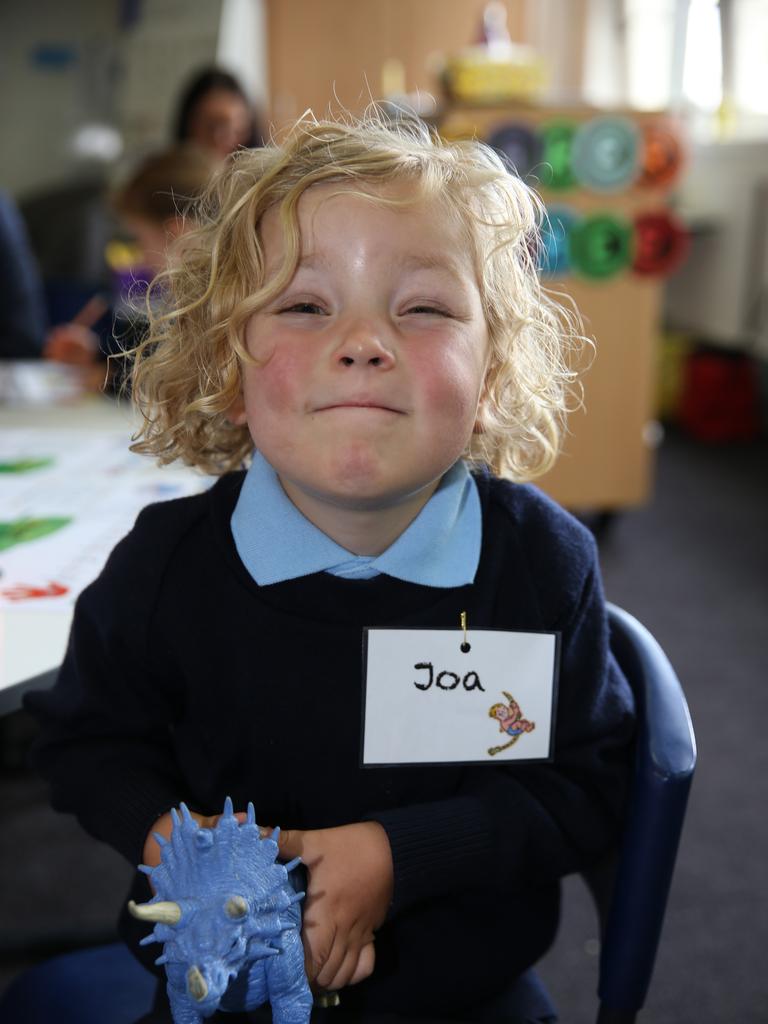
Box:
[326,447,389,491]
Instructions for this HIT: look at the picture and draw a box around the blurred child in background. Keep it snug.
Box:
[43,144,217,381]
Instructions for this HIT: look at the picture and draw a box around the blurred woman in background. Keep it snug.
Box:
[174,67,264,160]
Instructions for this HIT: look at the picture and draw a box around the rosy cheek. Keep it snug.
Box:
[415,350,481,418]
[255,344,314,413]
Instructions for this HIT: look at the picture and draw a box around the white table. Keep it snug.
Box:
[0,363,210,712]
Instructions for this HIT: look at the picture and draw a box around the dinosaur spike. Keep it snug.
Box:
[247,940,281,958]
[284,856,302,873]
[152,832,168,848]
[223,796,234,819]
[195,830,214,850]
[246,803,256,825]
[155,954,168,966]
[289,890,305,905]
[139,934,158,946]
[138,863,154,875]
[262,839,279,862]
[171,807,181,827]
[180,803,195,825]
[271,826,281,845]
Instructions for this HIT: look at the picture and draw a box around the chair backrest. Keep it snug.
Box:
[588,603,696,1024]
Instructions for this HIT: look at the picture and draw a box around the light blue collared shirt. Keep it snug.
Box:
[231,451,482,587]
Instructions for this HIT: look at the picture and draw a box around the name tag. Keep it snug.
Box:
[362,627,559,766]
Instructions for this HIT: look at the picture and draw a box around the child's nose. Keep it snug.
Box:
[334,321,395,369]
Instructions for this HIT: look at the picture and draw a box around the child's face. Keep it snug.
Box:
[122,216,170,275]
[188,88,252,160]
[232,181,489,514]
[123,215,188,275]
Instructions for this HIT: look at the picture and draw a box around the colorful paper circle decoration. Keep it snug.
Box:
[486,122,543,180]
[632,211,689,275]
[569,214,633,279]
[538,206,578,276]
[539,121,578,191]
[638,122,685,188]
[570,117,640,192]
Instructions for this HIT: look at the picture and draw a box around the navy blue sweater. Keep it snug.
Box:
[26,469,634,1017]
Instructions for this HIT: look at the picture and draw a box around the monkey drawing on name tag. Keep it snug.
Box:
[487,692,535,756]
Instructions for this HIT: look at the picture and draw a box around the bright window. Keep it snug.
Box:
[624,0,678,110]
[682,0,723,110]
[733,0,768,114]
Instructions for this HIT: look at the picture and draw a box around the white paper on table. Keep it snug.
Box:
[0,428,211,611]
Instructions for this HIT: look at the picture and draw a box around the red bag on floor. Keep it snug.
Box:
[678,350,761,442]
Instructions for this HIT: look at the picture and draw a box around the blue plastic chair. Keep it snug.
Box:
[490,602,696,1023]
[589,602,697,1022]
[0,605,695,1024]
[0,941,156,1023]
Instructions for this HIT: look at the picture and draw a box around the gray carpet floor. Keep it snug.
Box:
[1,428,766,1022]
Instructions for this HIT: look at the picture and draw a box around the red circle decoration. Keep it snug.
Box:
[632,211,690,276]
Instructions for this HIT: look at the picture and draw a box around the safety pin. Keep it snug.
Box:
[460,611,471,653]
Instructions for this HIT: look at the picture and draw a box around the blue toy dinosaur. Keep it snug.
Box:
[128,798,313,1024]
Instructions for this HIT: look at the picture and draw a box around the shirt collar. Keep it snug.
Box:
[231,451,481,588]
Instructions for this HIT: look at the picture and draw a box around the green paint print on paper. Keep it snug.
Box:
[0,517,72,552]
[0,457,55,474]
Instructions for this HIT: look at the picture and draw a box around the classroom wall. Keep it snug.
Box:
[665,139,768,357]
[3,0,588,200]
[117,0,224,156]
[0,0,253,200]
[0,0,120,197]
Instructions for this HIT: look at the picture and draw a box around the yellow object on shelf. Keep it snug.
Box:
[444,48,546,104]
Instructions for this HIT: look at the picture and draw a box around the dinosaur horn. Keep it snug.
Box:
[127,899,182,924]
[225,895,249,918]
[187,965,208,1002]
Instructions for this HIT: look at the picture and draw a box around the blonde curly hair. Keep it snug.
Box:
[128,110,585,480]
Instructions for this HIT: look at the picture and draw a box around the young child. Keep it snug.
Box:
[26,113,634,1023]
[43,143,217,375]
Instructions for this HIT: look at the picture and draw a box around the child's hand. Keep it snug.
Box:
[44,324,100,366]
[276,822,393,992]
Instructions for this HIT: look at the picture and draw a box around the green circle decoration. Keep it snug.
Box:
[539,121,578,191]
[569,215,634,279]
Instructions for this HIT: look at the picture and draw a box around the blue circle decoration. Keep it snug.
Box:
[486,123,543,180]
[539,206,579,276]
[571,117,640,192]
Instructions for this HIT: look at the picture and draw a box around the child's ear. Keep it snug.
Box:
[226,393,248,426]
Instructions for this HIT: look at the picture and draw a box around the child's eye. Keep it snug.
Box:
[405,304,451,317]
[280,302,326,315]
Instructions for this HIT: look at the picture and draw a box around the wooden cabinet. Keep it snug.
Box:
[266,0,526,125]
[440,105,673,510]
